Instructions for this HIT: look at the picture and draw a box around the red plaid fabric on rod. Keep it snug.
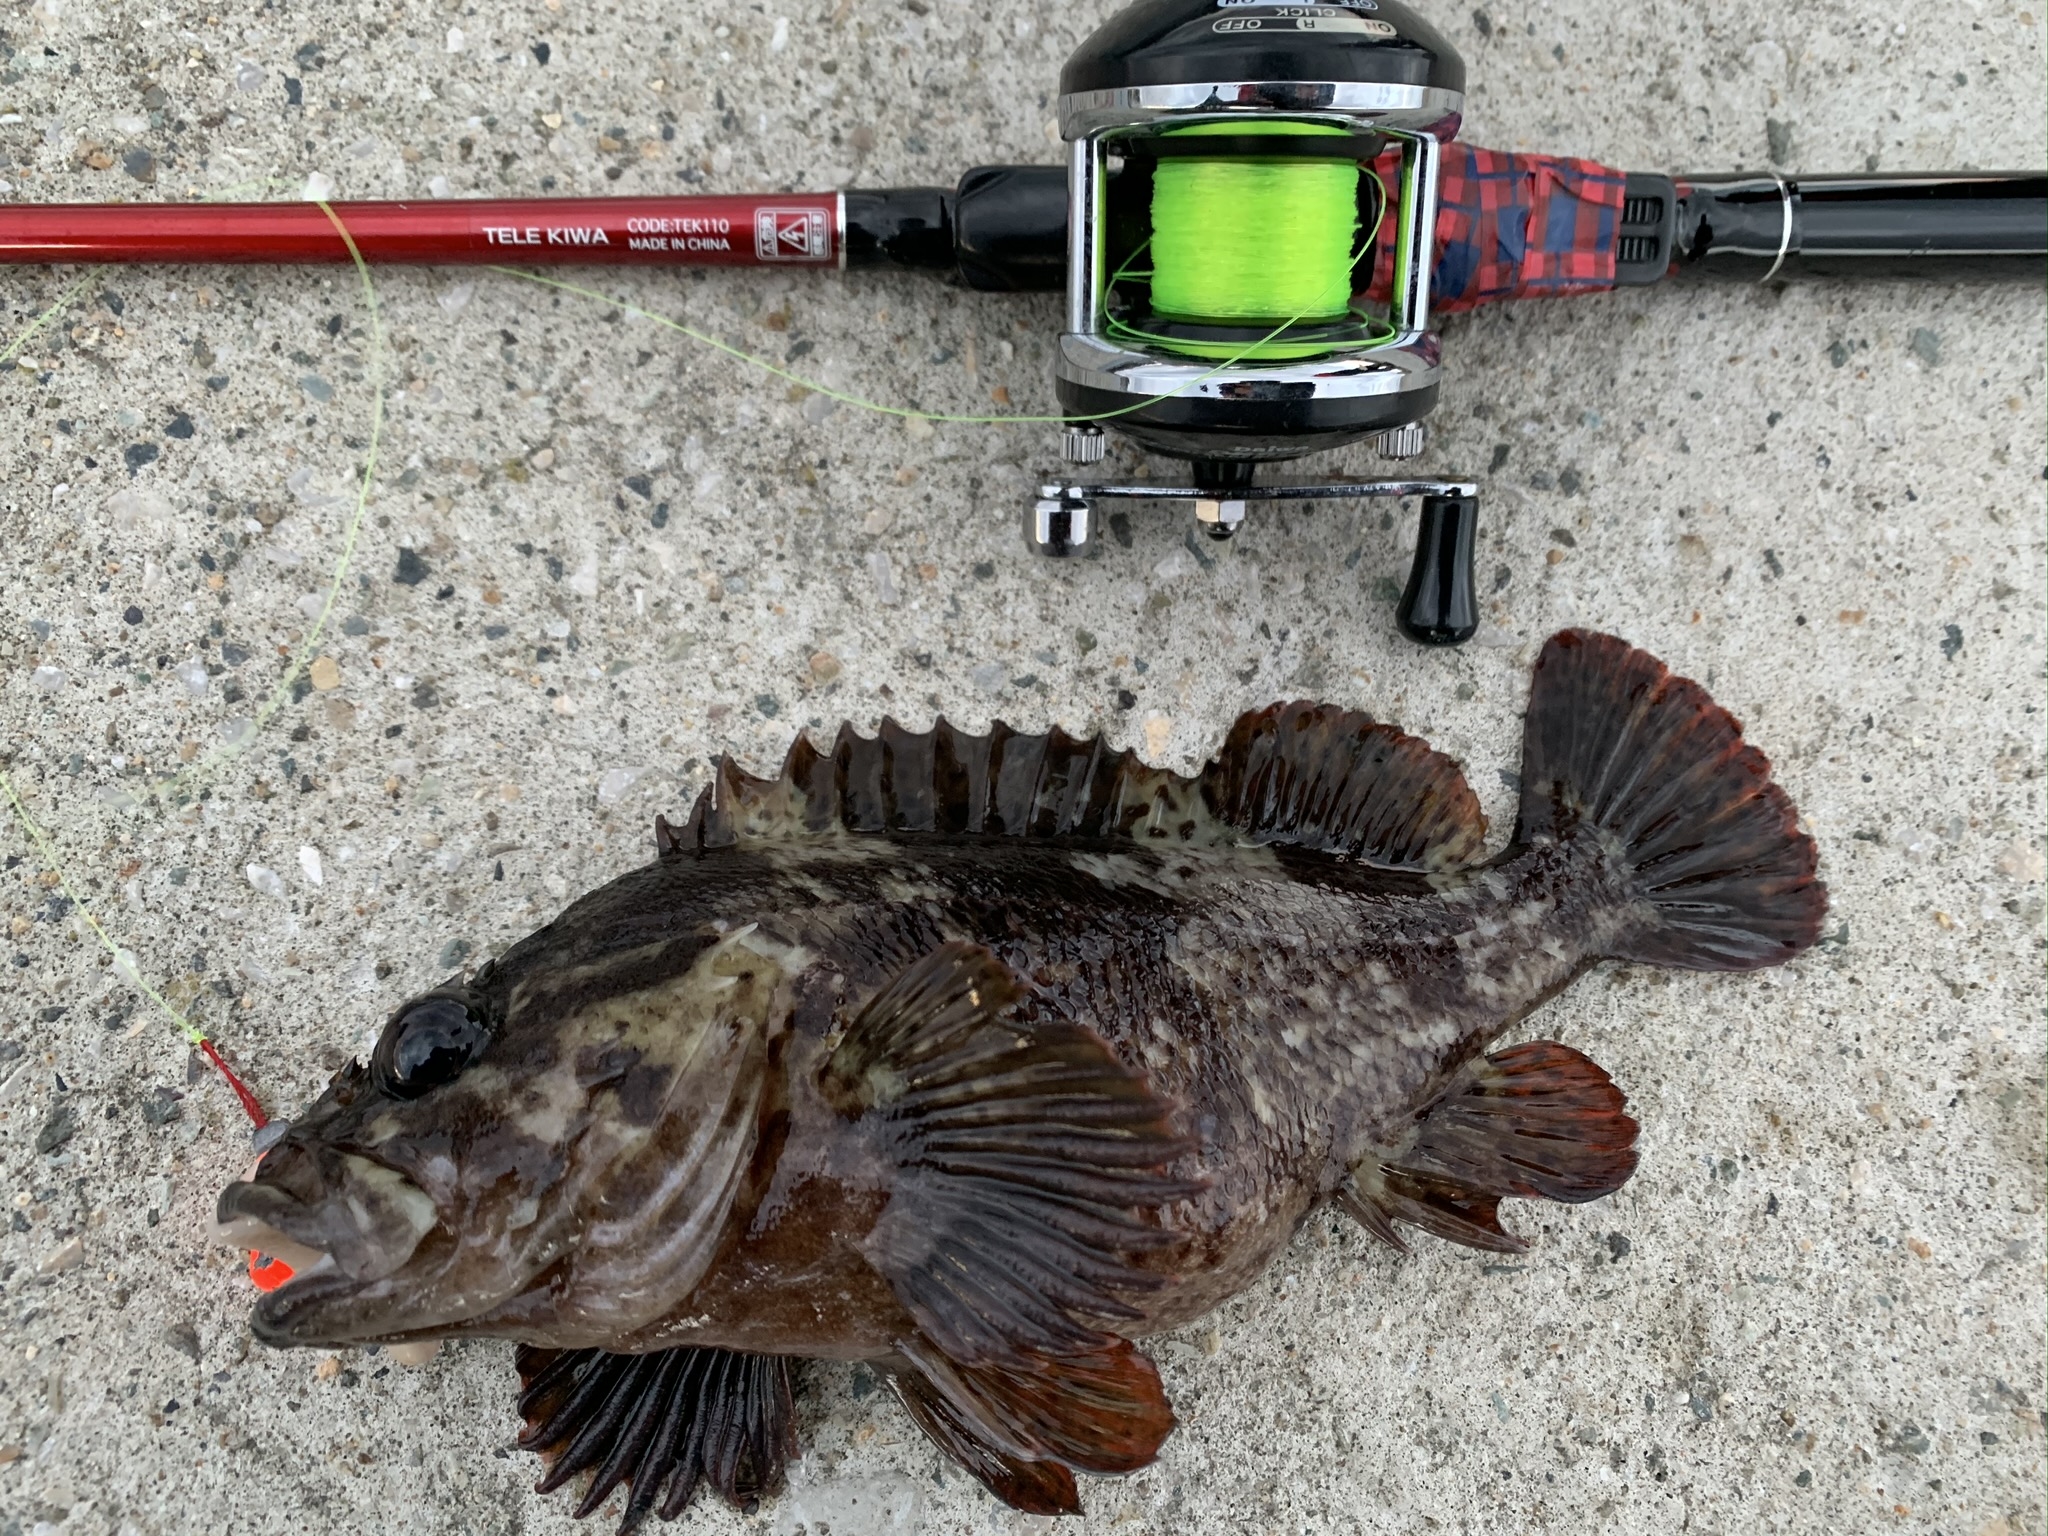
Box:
[1364,144,1630,314]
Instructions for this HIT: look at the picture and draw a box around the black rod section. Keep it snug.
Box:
[841,167,1072,289]
[850,164,2043,288]
[1668,172,2047,282]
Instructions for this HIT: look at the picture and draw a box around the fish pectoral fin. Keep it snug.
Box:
[827,942,1200,1364]
[1343,1040,1641,1254]
[889,1333,1175,1511]
[514,1343,797,1528]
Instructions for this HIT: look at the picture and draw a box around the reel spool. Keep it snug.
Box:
[1035,0,1481,644]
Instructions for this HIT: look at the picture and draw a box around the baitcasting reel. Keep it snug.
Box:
[1035,0,1479,645]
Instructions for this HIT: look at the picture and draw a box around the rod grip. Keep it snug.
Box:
[1396,494,1479,646]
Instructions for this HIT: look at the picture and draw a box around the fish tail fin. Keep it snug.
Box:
[1515,629,1826,972]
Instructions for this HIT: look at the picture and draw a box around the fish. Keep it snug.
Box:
[215,629,1825,1528]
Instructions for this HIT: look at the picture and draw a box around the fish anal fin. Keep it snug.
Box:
[1344,1164,1528,1254]
[896,1333,1174,1496]
[1203,702,1487,871]
[1344,1040,1639,1254]
[514,1344,797,1530]
[1333,1180,1409,1254]
[825,942,1197,1366]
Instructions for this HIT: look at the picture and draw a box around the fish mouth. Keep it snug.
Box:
[215,1150,444,1348]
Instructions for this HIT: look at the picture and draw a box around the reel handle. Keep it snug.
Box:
[1396,494,1479,646]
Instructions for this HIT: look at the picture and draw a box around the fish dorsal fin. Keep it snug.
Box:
[1203,701,1487,870]
[514,1344,796,1525]
[823,942,1196,1369]
[664,706,1483,870]
[668,718,1210,852]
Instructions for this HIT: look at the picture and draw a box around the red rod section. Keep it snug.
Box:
[0,194,845,268]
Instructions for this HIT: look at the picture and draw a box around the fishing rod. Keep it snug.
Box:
[4,0,2042,645]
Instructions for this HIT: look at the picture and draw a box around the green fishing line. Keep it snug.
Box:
[1102,122,1391,362]
[487,265,1339,424]
[1150,122,1360,324]
[0,157,1398,1123]
[0,191,385,1116]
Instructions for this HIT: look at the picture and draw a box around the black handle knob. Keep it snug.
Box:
[1396,493,1479,646]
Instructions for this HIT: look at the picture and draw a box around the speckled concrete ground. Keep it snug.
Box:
[0,2,2042,1534]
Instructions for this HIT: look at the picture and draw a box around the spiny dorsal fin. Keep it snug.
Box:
[823,942,1198,1367]
[670,706,1484,871]
[1341,1040,1641,1254]
[653,813,684,859]
[675,718,1208,851]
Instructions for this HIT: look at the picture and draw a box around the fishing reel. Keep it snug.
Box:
[1032,0,1479,644]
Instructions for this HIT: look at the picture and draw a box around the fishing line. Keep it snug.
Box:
[1151,123,1360,323]
[486,264,1352,426]
[0,270,96,369]
[0,766,267,1126]
[1105,126,1393,363]
[475,143,1396,424]
[141,199,386,810]
[0,197,385,1125]
[1,145,1369,1125]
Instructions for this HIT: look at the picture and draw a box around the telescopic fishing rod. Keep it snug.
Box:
[4,0,2042,645]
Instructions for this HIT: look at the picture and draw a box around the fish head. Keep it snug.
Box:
[218,911,794,1352]
[215,962,553,1349]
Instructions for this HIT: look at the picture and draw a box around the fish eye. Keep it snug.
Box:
[374,994,489,1099]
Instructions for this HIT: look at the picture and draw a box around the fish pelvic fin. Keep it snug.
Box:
[514,1343,798,1532]
[890,1359,1083,1516]
[668,707,1484,871]
[824,942,1201,1365]
[1342,1040,1640,1254]
[1515,629,1827,971]
[888,1335,1176,1513]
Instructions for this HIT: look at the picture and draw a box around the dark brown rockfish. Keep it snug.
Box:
[216,630,1825,1528]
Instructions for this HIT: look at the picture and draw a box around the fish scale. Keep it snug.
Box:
[216,630,1826,1528]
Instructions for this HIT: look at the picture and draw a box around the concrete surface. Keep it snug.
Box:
[0,1,2042,1533]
